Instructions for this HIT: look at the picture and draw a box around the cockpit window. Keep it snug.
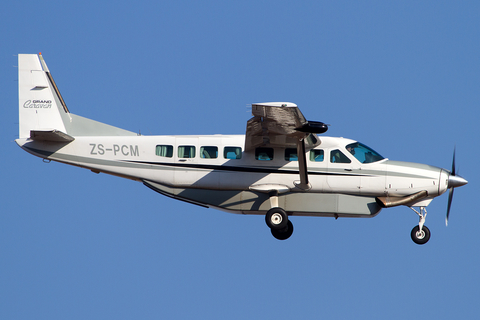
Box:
[345,142,384,163]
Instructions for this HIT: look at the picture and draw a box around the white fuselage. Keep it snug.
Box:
[16,134,450,217]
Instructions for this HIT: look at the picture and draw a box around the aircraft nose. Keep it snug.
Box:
[448,174,468,188]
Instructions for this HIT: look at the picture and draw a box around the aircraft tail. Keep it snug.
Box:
[18,54,70,139]
[18,53,136,140]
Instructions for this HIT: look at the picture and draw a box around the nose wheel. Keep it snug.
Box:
[410,207,431,245]
[411,225,431,245]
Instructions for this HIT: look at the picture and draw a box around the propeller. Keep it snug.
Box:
[446,148,468,226]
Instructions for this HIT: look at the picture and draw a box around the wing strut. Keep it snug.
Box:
[295,138,310,190]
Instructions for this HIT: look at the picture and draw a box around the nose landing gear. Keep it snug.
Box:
[410,207,431,245]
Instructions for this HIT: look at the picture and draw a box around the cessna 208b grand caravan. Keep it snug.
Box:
[16,53,468,244]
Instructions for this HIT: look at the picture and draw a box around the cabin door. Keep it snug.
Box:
[326,148,361,194]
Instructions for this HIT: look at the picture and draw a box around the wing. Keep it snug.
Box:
[244,102,328,189]
[245,102,312,150]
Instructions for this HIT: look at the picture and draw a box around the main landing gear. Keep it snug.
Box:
[265,207,294,240]
[410,207,431,245]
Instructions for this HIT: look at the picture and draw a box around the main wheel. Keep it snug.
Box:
[271,220,294,240]
[265,207,288,230]
[411,225,431,245]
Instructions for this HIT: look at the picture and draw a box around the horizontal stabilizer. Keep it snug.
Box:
[30,130,75,142]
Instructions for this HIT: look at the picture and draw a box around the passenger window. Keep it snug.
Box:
[156,145,173,157]
[178,145,196,158]
[255,147,274,161]
[330,149,351,163]
[310,149,324,162]
[200,146,218,159]
[224,146,242,159]
[285,148,298,161]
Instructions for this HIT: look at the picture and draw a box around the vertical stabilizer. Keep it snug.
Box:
[18,54,136,139]
[18,54,69,138]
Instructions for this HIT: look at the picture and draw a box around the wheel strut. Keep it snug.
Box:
[269,190,279,208]
[410,206,427,232]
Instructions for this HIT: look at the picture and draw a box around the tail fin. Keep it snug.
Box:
[18,53,136,139]
[18,54,70,139]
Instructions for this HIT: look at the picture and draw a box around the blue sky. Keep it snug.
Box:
[1,1,479,319]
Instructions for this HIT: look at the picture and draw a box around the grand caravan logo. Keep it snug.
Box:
[23,100,52,108]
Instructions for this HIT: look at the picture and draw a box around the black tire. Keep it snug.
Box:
[411,225,431,245]
[265,207,288,230]
[271,220,294,240]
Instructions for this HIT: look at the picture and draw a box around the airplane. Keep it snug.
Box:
[15,53,468,244]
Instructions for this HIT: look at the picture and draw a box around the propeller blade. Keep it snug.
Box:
[451,147,456,176]
[446,147,456,226]
[445,147,468,226]
[446,187,454,226]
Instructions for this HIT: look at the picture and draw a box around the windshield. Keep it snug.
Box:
[345,142,384,164]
